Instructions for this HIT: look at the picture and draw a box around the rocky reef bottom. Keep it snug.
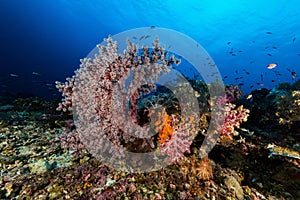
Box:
[0,91,299,199]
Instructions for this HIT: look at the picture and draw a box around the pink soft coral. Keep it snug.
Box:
[159,115,195,163]
[219,102,250,140]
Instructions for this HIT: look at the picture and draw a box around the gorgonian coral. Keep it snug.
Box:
[56,36,201,165]
[56,35,248,167]
[56,38,180,161]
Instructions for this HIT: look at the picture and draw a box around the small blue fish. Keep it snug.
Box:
[10,73,19,77]
[139,35,145,40]
[32,72,40,75]
[292,71,297,80]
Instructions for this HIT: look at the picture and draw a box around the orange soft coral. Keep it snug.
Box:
[147,107,174,144]
[158,111,174,144]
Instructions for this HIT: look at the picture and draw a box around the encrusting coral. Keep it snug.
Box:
[275,90,300,127]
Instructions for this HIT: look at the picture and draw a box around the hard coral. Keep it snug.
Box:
[275,90,300,126]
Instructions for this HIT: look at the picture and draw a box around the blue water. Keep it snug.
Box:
[1,0,300,98]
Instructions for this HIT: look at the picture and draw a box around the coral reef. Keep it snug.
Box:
[56,37,182,163]
[253,81,300,129]
[251,84,299,130]
[1,84,300,199]
[275,90,300,126]
[55,36,211,166]
[3,33,299,199]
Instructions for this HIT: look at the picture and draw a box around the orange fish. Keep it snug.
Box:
[267,63,277,69]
